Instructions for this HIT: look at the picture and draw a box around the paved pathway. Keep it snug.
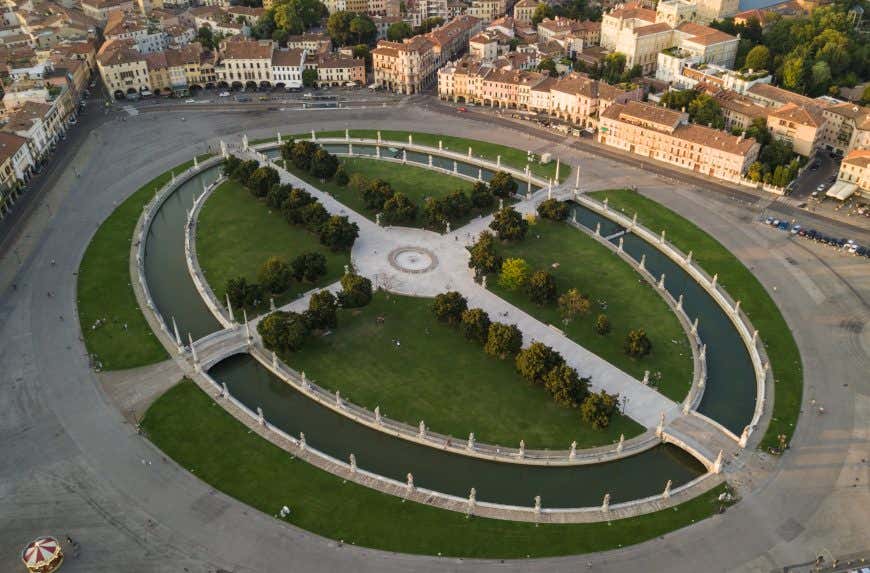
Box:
[241,149,680,429]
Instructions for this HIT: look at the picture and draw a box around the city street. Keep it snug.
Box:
[0,104,868,573]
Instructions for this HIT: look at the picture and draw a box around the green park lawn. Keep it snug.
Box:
[254,130,567,182]
[280,156,494,228]
[197,180,349,311]
[489,218,693,402]
[589,189,803,451]
[77,156,209,371]
[281,292,642,449]
[142,378,729,558]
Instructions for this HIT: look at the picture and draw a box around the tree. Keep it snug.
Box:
[498,257,530,290]
[441,190,472,220]
[537,57,558,77]
[348,172,368,192]
[421,198,449,232]
[273,2,305,34]
[594,313,610,335]
[489,207,528,241]
[352,44,371,68]
[290,252,327,282]
[558,288,590,322]
[348,14,377,45]
[468,231,502,274]
[470,181,495,209]
[745,117,771,146]
[743,44,770,71]
[414,16,443,34]
[306,289,337,330]
[381,192,418,224]
[362,178,394,210]
[688,94,725,129]
[624,328,652,357]
[258,256,293,293]
[318,215,359,250]
[326,11,355,46]
[747,161,764,182]
[248,166,280,198]
[459,308,491,343]
[488,171,518,198]
[526,270,557,305]
[281,188,316,224]
[432,291,468,325]
[334,165,349,186]
[537,198,568,220]
[581,390,619,429]
[810,60,831,93]
[387,21,412,41]
[861,85,870,105]
[302,68,318,87]
[290,140,319,171]
[531,3,555,25]
[222,155,241,179]
[310,148,339,179]
[484,322,523,359]
[661,88,697,111]
[196,25,215,50]
[515,342,565,385]
[780,55,806,91]
[260,310,308,352]
[266,183,292,209]
[299,200,330,231]
[338,272,372,307]
[760,139,794,167]
[544,364,588,406]
[601,52,626,84]
[225,276,262,310]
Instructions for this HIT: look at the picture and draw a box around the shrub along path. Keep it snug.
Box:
[142,378,728,558]
[588,189,802,451]
[489,217,694,402]
[279,291,643,449]
[197,180,349,312]
[77,156,210,371]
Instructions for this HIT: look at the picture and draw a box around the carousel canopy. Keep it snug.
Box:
[22,536,62,567]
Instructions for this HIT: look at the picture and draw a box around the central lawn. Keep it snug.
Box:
[489,218,693,402]
[255,130,568,182]
[279,156,492,228]
[77,156,210,371]
[197,180,349,311]
[143,378,729,558]
[281,292,642,449]
[589,189,803,451]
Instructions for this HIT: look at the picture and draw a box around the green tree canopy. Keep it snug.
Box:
[484,322,523,359]
[743,44,770,71]
[498,257,530,290]
[531,3,555,25]
[459,308,491,343]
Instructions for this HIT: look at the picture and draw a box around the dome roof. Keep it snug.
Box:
[22,536,64,572]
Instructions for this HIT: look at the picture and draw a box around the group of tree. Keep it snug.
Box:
[224,250,327,312]
[420,173,509,232]
[257,288,339,353]
[224,152,358,251]
[354,176,420,225]
[489,206,529,241]
[661,89,725,129]
[737,122,803,186]
[195,26,224,50]
[516,342,590,407]
[251,0,328,44]
[711,3,869,96]
[326,11,377,46]
[575,52,642,85]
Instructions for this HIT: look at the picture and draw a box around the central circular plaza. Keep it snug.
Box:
[388,246,438,274]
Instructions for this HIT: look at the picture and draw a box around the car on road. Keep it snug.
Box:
[219,91,230,97]
[68,117,77,125]
[185,99,196,103]
[258,96,269,101]
[457,106,467,112]
[764,216,774,225]
[816,184,826,192]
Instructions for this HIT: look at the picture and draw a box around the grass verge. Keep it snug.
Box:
[254,130,568,181]
[143,378,729,558]
[490,218,693,402]
[77,156,209,370]
[589,189,802,451]
[282,291,643,449]
[197,180,348,310]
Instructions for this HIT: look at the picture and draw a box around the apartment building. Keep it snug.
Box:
[0,131,34,188]
[438,59,642,127]
[714,89,770,131]
[97,38,151,98]
[271,48,304,88]
[598,100,760,180]
[285,32,331,54]
[316,54,365,86]
[765,102,826,156]
[601,2,737,74]
[656,57,771,93]
[215,38,273,87]
[81,0,136,22]
[103,10,166,54]
[513,0,541,25]
[834,149,870,199]
[819,102,870,155]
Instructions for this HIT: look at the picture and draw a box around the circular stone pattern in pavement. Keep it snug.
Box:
[388,247,438,274]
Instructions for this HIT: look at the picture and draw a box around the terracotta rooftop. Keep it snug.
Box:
[221,39,273,60]
[747,83,815,108]
[0,131,27,163]
[768,102,826,127]
[316,54,364,68]
[842,149,870,169]
[605,100,685,131]
[607,2,656,23]
[633,22,672,36]
[271,48,303,67]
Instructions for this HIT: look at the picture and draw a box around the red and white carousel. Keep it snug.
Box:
[21,536,64,573]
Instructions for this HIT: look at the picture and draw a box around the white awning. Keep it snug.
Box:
[826,180,858,201]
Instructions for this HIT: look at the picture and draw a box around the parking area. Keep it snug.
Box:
[759,213,870,260]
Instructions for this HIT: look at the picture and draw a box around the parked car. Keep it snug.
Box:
[457,106,467,112]
[219,91,230,97]
[185,98,196,103]
[778,221,790,231]
[765,216,774,225]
